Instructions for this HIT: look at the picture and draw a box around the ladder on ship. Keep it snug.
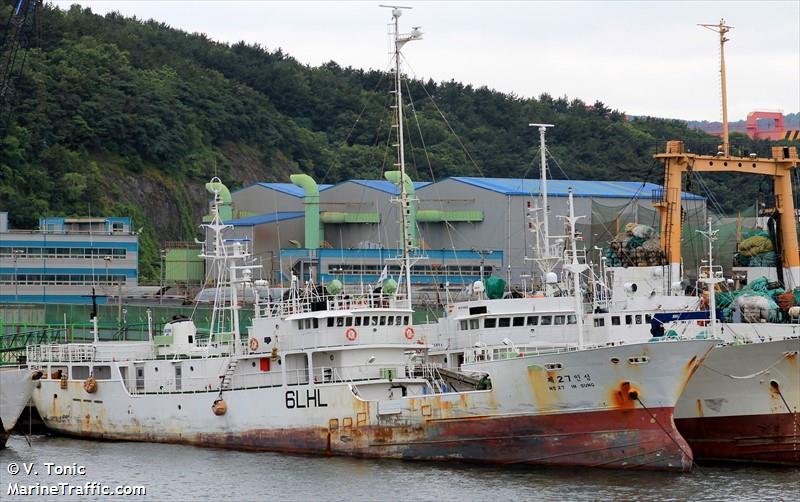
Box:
[218,359,238,396]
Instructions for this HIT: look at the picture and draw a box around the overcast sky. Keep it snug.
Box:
[54,1,799,121]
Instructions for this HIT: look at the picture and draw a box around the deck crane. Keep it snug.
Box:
[654,19,800,290]
[654,142,799,289]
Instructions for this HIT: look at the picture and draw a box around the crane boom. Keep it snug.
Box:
[654,141,799,289]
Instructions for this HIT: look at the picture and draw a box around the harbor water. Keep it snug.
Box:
[2,434,798,501]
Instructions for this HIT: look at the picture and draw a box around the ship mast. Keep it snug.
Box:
[383,5,422,309]
[526,123,560,291]
[699,19,733,157]
[697,218,722,338]
[563,189,588,348]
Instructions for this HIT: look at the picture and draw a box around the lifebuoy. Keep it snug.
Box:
[249,338,259,351]
[345,327,358,341]
[404,326,415,340]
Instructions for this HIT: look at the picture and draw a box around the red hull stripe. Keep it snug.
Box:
[676,412,800,464]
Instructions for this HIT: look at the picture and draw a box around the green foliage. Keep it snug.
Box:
[0,2,785,280]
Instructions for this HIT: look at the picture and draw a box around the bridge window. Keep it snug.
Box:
[93,366,112,380]
[379,316,386,326]
[594,317,605,327]
[460,320,468,330]
[527,316,538,326]
[645,314,652,323]
[345,317,352,327]
[567,315,577,325]
[327,318,334,328]
[498,318,510,328]
[388,316,394,326]
[469,319,479,330]
[635,315,642,325]
[72,366,90,380]
[484,318,496,328]
[625,315,633,325]
[513,317,525,327]
[554,315,566,325]
[355,316,362,326]
[540,316,552,326]
[611,316,620,326]
[403,316,409,325]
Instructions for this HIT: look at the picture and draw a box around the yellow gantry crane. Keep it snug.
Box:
[654,142,799,289]
[653,19,800,290]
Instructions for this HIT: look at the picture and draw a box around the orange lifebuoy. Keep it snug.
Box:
[345,327,358,341]
[249,338,259,351]
[404,327,415,340]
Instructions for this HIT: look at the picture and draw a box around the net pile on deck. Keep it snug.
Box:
[604,223,666,267]
[734,230,777,267]
[716,276,798,323]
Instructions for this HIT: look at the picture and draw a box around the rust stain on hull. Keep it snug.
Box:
[44,407,692,472]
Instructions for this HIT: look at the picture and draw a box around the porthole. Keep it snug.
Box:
[544,363,563,371]
[610,357,620,364]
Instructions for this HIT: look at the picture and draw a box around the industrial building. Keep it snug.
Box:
[0,213,139,304]
[217,174,706,293]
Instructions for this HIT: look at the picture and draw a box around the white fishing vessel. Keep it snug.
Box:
[0,366,40,448]
[22,7,716,472]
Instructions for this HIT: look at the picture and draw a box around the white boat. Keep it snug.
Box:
[419,127,800,465]
[0,366,40,447]
[22,9,717,472]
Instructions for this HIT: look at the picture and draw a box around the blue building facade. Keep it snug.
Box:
[0,214,139,304]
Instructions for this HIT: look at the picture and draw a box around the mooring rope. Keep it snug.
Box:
[702,351,796,380]
[635,396,704,475]
[770,381,800,431]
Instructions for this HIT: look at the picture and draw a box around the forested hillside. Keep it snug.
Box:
[0,2,785,278]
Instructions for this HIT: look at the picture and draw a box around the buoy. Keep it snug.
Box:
[248,337,259,352]
[212,399,227,416]
[83,376,97,393]
[271,346,279,361]
[404,327,415,340]
[345,327,358,341]
[60,374,68,389]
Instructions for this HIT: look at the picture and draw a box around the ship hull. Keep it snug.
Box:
[31,340,712,471]
[674,338,800,464]
[0,367,37,448]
